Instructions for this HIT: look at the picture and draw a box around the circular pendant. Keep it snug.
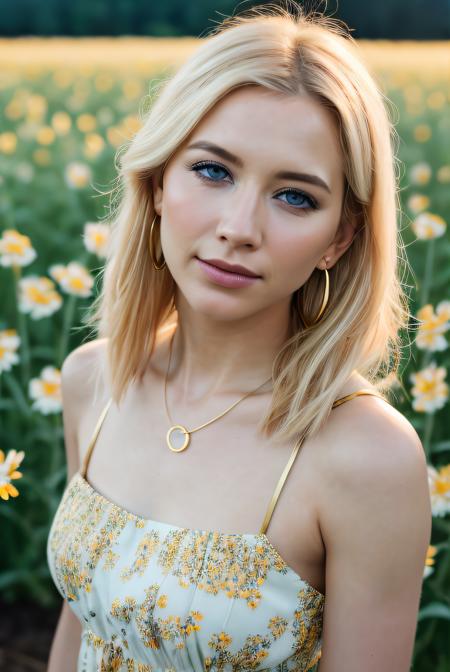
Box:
[166,425,190,452]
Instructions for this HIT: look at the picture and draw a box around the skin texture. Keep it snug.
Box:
[151,85,357,403]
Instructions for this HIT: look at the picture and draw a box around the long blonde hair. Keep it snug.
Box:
[83,1,411,446]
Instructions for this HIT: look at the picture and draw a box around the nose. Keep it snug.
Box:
[215,193,263,248]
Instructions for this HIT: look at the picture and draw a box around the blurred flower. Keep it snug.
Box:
[95,73,114,93]
[411,212,446,239]
[29,366,62,414]
[83,221,110,258]
[52,69,74,89]
[76,113,97,132]
[64,161,92,189]
[407,194,430,214]
[0,132,17,154]
[121,114,142,138]
[427,90,446,110]
[0,329,21,374]
[413,124,431,142]
[26,94,47,122]
[0,229,37,267]
[33,148,51,166]
[5,98,24,120]
[415,301,450,351]
[0,449,25,500]
[428,464,450,517]
[83,133,105,159]
[409,162,432,185]
[437,165,450,183]
[49,261,94,297]
[36,125,56,145]
[106,125,126,148]
[423,545,438,578]
[15,161,34,183]
[51,111,72,135]
[409,362,448,412]
[122,79,143,100]
[18,276,63,319]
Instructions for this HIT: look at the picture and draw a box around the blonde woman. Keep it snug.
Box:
[47,4,432,671]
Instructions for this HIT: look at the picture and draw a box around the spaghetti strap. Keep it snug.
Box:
[79,397,113,478]
[258,388,386,535]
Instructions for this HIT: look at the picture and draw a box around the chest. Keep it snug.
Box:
[77,388,326,597]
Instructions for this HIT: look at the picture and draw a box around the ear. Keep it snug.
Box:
[151,170,164,217]
[323,191,362,267]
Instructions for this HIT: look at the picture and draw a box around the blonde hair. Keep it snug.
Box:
[83,1,411,446]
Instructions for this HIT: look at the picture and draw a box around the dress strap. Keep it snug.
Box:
[258,388,386,535]
[79,398,113,478]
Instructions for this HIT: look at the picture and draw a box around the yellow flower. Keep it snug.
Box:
[407,194,430,215]
[0,449,25,500]
[409,162,432,185]
[76,113,97,133]
[51,111,72,135]
[0,229,37,267]
[94,73,114,93]
[33,148,51,166]
[64,161,92,189]
[427,91,446,110]
[409,362,448,413]
[36,125,56,145]
[427,465,450,517]
[0,329,21,374]
[48,261,94,297]
[423,545,437,578]
[411,212,446,239]
[29,366,62,414]
[0,132,17,154]
[437,165,450,183]
[26,94,47,122]
[413,124,431,142]
[18,276,63,319]
[83,221,110,258]
[83,133,105,160]
[122,79,143,100]
[415,301,450,351]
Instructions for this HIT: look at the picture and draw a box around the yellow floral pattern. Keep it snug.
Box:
[47,472,324,671]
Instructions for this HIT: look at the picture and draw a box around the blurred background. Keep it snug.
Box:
[0,1,449,670]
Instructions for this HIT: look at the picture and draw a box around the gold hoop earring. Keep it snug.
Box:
[149,215,166,270]
[299,263,330,327]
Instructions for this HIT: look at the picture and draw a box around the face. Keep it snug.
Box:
[152,85,356,323]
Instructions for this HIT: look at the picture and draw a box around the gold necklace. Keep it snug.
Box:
[164,328,273,452]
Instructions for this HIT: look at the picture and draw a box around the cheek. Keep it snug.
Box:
[268,223,332,289]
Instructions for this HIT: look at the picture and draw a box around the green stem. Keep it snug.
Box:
[422,412,435,460]
[58,293,77,365]
[11,265,31,387]
[419,238,435,307]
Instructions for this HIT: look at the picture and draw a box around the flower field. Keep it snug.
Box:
[0,38,449,669]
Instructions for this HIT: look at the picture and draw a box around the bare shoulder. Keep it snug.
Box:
[314,381,432,670]
[61,338,109,405]
[60,338,109,482]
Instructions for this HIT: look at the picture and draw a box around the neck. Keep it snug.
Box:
[163,294,293,406]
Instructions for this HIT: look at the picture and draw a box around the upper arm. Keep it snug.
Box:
[316,402,432,672]
[60,339,107,485]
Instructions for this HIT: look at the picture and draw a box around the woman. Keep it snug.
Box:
[47,3,432,671]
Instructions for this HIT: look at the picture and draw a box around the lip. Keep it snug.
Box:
[198,257,261,278]
[195,257,262,289]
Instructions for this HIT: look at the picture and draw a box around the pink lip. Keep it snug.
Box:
[195,257,261,288]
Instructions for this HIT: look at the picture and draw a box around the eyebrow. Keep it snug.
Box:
[186,140,331,194]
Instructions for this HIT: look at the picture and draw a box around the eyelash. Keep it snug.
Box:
[186,160,318,212]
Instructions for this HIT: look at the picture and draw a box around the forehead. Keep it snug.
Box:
[183,86,343,182]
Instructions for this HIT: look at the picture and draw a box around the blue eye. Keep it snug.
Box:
[188,160,318,211]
